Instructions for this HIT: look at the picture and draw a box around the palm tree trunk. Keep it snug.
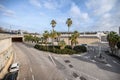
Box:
[68,27,69,45]
[52,27,54,31]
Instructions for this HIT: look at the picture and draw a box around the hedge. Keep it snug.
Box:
[34,44,76,54]
[73,45,87,53]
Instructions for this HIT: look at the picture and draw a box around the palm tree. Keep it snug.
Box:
[50,19,57,31]
[43,31,49,50]
[73,31,80,45]
[57,32,61,42]
[66,18,72,45]
[107,31,119,54]
[58,40,66,49]
[69,31,80,49]
[49,30,58,49]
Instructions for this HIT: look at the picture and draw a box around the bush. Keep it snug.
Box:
[73,45,87,53]
[65,45,72,49]
[34,44,76,54]
[117,41,120,49]
[38,42,52,44]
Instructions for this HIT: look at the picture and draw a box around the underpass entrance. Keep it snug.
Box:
[12,37,23,42]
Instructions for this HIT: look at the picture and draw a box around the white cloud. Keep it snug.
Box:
[70,3,90,21]
[69,3,90,28]
[86,0,117,16]
[29,0,41,7]
[40,12,46,16]
[94,12,119,32]
[85,0,120,32]
[0,4,5,11]
[0,4,16,18]
[43,1,56,9]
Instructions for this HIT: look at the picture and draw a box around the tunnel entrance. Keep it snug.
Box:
[12,37,23,42]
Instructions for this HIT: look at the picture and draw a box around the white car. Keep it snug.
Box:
[9,63,19,72]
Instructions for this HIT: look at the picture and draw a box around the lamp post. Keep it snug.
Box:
[98,33,102,58]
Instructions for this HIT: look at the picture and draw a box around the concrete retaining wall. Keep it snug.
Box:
[0,38,14,79]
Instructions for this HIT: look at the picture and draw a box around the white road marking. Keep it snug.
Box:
[32,75,35,80]
[80,71,99,80]
[49,54,56,66]
[75,77,80,80]
[113,60,117,63]
[77,55,81,56]
[84,56,90,59]
[113,60,120,65]
[30,67,32,72]
[106,64,112,67]
[90,59,96,62]
[54,56,58,59]
[14,50,16,63]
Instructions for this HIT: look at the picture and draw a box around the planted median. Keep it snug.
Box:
[34,44,87,55]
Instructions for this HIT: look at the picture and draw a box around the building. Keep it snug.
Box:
[53,31,108,45]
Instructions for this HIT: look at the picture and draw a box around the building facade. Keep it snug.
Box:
[53,32,107,45]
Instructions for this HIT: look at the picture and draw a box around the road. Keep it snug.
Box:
[13,42,120,80]
[13,43,65,80]
[53,50,120,80]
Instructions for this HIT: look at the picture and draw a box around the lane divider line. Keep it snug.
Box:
[30,67,32,72]
[113,60,120,65]
[32,75,35,80]
[49,54,56,66]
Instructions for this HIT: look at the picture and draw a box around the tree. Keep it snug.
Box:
[57,32,61,42]
[107,31,119,54]
[58,40,66,49]
[43,31,49,50]
[49,30,58,49]
[73,31,80,45]
[24,34,33,42]
[69,31,80,49]
[66,18,72,45]
[50,19,57,31]
[117,36,120,49]
[33,36,40,43]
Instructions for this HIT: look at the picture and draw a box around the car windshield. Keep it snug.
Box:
[11,67,16,69]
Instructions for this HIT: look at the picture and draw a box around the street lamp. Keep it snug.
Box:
[98,33,102,58]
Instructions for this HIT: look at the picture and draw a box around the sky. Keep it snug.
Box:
[0,0,120,33]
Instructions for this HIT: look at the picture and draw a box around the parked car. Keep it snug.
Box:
[3,71,18,80]
[9,63,19,72]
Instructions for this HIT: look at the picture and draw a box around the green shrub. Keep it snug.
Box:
[117,41,120,49]
[73,45,87,53]
[34,44,76,54]
[61,49,76,54]
[65,45,72,49]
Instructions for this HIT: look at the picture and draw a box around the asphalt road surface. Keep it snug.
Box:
[13,43,65,80]
[13,42,120,80]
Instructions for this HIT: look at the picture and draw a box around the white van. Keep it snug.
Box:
[9,63,19,72]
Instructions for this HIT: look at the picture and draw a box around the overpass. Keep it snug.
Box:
[10,35,23,42]
[0,33,24,42]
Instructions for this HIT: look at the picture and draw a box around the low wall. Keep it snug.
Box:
[0,38,14,79]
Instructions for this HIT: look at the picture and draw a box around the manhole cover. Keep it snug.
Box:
[72,72,79,78]
[64,60,71,63]
[80,76,87,80]
[69,64,73,68]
